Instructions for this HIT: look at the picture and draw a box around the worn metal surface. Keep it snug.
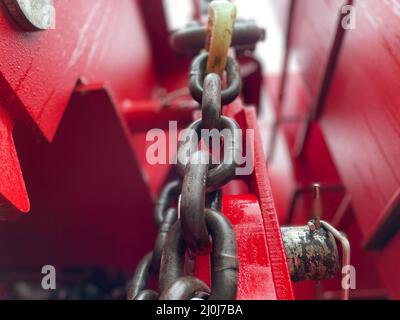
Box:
[189,52,241,105]
[281,226,340,282]
[127,252,153,300]
[2,0,55,30]
[180,151,210,256]
[159,276,210,300]
[176,116,242,192]
[205,209,238,300]
[159,221,186,293]
[159,208,239,300]
[154,181,180,227]
[150,208,177,274]
[202,73,221,131]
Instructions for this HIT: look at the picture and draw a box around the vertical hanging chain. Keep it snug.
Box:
[128,0,257,301]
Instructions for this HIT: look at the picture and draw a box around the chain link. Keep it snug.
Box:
[159,276,211,300]
[170,20,265,55]
[189,52,242,106]
[127,252,153,300]
[176,116,242,192]
[180,151,210,255]
[154,180,180,227]
[202,73,221,130]
[151,208,178,274]
[159,209,238,300]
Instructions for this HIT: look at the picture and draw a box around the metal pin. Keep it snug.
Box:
[320,220,351,300]
[313,183,322,229]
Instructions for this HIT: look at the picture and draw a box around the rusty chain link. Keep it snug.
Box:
[202,73,221,130]
[154,180,180,227]
[176,116,242,192]
[150,208,178,274]
[180,151,210,255]
[189,52,242,106]
[127,252,153,300]
[159,209,238,300]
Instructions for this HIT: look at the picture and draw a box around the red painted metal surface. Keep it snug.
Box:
[0,0,168,273]
[266,0,400,299]
[286,0,349,100]
[321,0,400,298]
[224,194,281,300]
[230,103,293,300]
[0,86,156,269]
[0,0,157,215]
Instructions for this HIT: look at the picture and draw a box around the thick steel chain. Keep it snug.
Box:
[160,209,238,300]
[154,180,180,227]
[128,0,255,301]
[128,60,242,299]
[156,50,242,298]
[176,116,242,192]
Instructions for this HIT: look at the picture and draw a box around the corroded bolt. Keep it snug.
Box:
[2,0,56,31]
[281,225,340,282]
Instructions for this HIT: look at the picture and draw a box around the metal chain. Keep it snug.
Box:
[156,47,242,298]
[154,180,180,227]
[128,0,263,301]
